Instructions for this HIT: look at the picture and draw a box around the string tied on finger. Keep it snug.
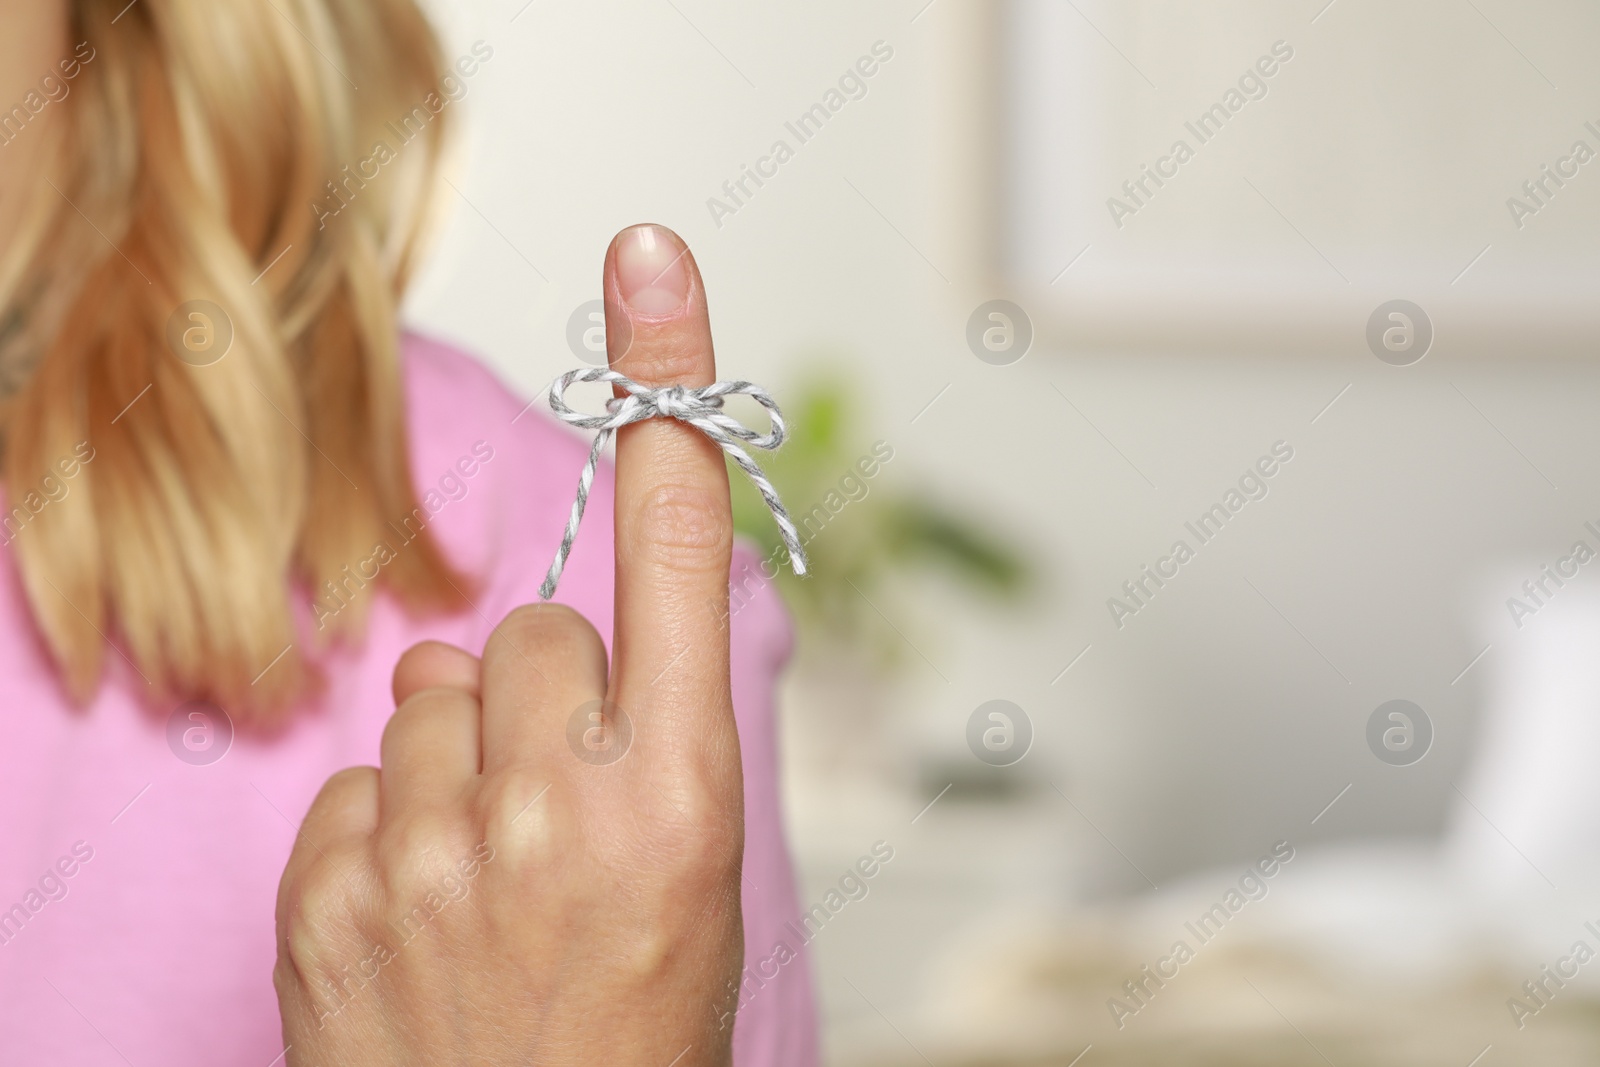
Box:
[537,367,808,600]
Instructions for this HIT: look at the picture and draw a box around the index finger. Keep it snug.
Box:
[603,224,736,741]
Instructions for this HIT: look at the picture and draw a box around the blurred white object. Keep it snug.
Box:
[1448,567,1600,900]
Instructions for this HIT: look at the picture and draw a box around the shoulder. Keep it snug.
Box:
[400,330,588,464]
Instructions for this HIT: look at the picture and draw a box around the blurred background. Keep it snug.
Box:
[408,1,1600,1063]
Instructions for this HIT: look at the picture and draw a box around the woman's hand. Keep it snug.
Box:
[274,224,746,1066]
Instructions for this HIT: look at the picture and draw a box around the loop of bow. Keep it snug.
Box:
[536,367,807,600]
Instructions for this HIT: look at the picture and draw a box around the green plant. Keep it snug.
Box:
[729,368,1030,667]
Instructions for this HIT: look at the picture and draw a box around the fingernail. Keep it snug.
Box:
[616,225,690,316]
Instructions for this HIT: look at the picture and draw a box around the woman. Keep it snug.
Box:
[0,2,815,1064]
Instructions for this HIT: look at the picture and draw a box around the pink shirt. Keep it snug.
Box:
[0,333,816,1065]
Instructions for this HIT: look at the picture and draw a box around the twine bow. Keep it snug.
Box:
[537,367,807,600]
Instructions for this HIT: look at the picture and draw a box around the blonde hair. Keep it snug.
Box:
[0,0,469,722]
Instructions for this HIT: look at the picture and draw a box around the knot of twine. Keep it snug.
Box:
[538,367,808,600]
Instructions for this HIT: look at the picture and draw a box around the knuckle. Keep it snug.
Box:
[375,814,472,904]
[477,768,569,870]
[619,335,707,385]
[271,954,299,1002]
[305,766,376,827]
[633,481,732,565]
[636,777,742,890]
[391,641,436,684]
[380,688,473,758]
[378,838,483,941]
[654,829,739,901]
[281,854,363,977]
[379,696,431,755]
[492,602,604,662]
[667,775,726,834]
